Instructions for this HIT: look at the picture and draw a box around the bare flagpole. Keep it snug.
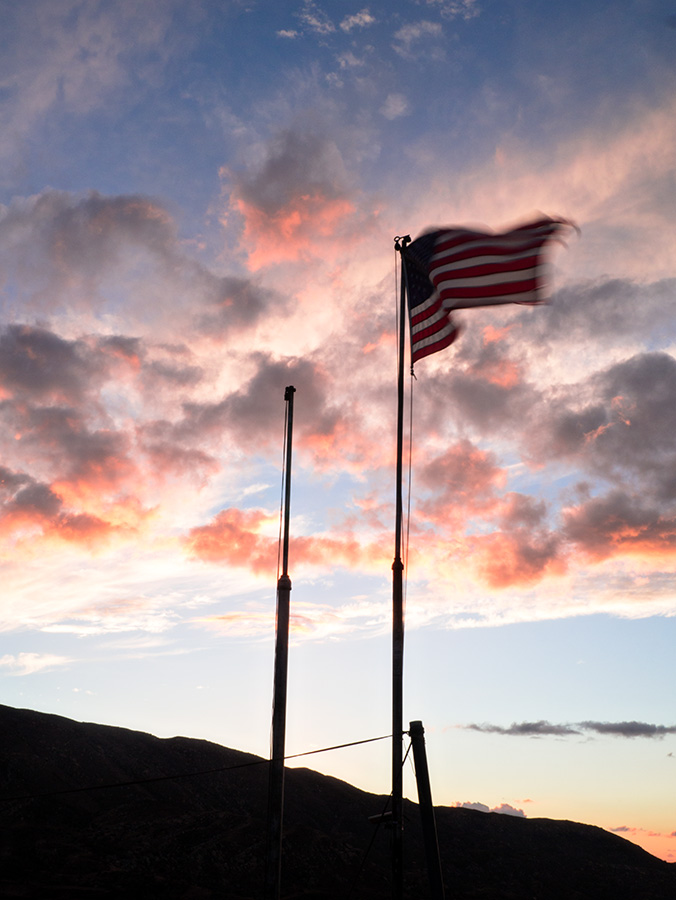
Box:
[392,236,411,900]
[264,385,296,900]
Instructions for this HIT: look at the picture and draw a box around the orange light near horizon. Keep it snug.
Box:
[611,827,676,864]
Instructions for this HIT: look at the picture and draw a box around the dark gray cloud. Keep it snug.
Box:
[0,464,113,545]
[446,370,537,435]
[13,405,133,490]
[0,324,205,423]
[0,467,61,519]
[0,191,177,313]
[579,721,676,738]
[415,324,542,437]
[499,493,548,530]
[7,481,62,518]
[43,191,177,272]
[0,324,102,402]
[96,334,204,390]
[0,189,281,332]
[588,352,676,496]
[133,351,351,485]
[526,351,676,500]
[143,360,204,388]
[562,488,676,559]
[0,466,32,495]
[171,353,342,453]
[465,720,676,739]
[528,278,676,349]
[197,275,293,336]
[231,129,350,216]
[467,720,581,737]
[417,438,502,511]
[138,439,217,481]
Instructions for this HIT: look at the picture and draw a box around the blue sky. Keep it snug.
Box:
[1,0,676,862]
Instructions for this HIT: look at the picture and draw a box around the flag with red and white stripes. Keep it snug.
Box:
[404,217,573,364]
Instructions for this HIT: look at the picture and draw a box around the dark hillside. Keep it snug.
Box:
[1,704,674,899]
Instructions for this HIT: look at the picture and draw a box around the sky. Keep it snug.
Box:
[1,0,676,864]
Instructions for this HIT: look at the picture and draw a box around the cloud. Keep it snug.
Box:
[579,721,676,739]
[491,803,526,817]
[185,507,277,574]
[412,438,564,588]
[0,465,119,551]
[196,275,294,336]
[467,721,582,737]
[454,801,526,817]
[224,129,362,268]
[562,491,676,564]
[42,598,179,637]
[185,506,390,577]
[465,720,676,739]
[0,0,180,175]
[0,325,102,403]
[0,190,176,322]
[471,531,564,588]
[197,598,378,642]
[297,2,335,36]
[525,279,676,357]
[429,94,676,285]
[0,189,281,338]
[0,652,71,675]
[157,351,381,473]
[340,9,376,32]
[392,21,443,59]
[529,352,676,493]
[439,0,480,20]
[455,800,490,812]
[416,439,504,522]
[380,93,409,120]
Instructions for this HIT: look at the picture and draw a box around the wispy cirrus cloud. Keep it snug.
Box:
[0,0,182,177]
[0,652,71,675]
[196,597,388,641]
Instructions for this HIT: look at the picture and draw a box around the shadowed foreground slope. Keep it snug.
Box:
[1,704,674,899]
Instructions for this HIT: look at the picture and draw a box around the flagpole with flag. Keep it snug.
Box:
[391,217,575,898]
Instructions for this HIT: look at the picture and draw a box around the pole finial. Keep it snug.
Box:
[394,235,411,252]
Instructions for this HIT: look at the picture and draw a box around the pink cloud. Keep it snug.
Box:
[416,440,505,525]
[563,492,676,563]
[185,507,390,575]
[469,530,565,589]
[222,129,377,270]
[233,192,357,270]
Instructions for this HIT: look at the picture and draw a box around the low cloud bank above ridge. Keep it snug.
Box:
[454,801,526,818]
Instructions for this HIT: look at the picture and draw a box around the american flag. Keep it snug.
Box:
[404,217,572,364]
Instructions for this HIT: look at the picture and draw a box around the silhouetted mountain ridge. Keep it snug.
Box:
[1,704,674,899]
